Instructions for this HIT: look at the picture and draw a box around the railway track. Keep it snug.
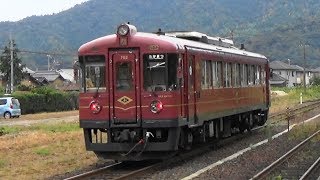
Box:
[251,129,320,180]
[64,125,266,180]
[269,99,320,123]
[64,161,158,180]
[64,99,320,180]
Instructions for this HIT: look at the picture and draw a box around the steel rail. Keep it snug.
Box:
[114,163,159,180]
[269,99,320,124]
[251,129,320,180]
[64,162,122,180]
[299,156,320,180]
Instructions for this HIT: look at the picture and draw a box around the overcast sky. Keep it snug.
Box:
[0,0,89,22]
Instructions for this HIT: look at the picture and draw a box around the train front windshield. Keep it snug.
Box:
[143,53,179,92]
[78,55,106,92]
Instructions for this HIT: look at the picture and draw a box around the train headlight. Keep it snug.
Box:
[89,101,102,114]
[150,100,163,114]
[117,24,129,36]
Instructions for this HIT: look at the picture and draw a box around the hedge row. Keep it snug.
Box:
[12,90,79,114]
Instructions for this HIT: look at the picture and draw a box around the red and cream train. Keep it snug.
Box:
[77,23,270,161]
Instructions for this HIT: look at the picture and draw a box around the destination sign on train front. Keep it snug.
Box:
[148,54,165,60]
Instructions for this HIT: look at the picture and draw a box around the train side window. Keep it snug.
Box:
[261,67,266,85]
[225,62,232,88]
[248,65,254,86]
[234,63,241,87]
[201,60,212,89]
[201,61,206,89]
[242,64,248,87]
[206,61,212,89]
[224,63,226,87]
[216,61,222,88]
[212,62,217,88]
[80,55,106,92]
[256,66,261,85]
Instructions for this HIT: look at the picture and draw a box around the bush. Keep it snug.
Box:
[310,77,320,86]
[12,87,79,114]
[16,84,32,91]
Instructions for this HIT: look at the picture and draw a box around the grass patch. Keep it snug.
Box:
[0,122,81,136]
[0,159,6,168]
[29,122,80,133]
[0,126,21,136]
[35,148,51,156]
[0,130,97,179]
[289,122,320,140]
[270,86,320,113]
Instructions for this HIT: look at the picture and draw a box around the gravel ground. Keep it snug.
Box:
[270,139,320,179]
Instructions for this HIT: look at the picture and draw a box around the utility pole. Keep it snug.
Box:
[47,54,51,71]
[10,33,14,94]
[303,43,306,93]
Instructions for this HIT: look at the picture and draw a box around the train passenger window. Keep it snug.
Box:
[261,67,266,85]
[143,53,178,91]
[242,64,248,87]
[206,61,212,89]
[256,66,261,85]
[214,62,222,88]
[201,61,206,89]
[116,62,132,91]
[201,60,212,89]
[225,63,232,88]
[234,63,241,87]
[248,65,254,86]
[79,55,106,92]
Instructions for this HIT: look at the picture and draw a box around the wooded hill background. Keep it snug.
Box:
[0,0,319,69]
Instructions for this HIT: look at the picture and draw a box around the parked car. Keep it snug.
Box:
[0,97,21,119]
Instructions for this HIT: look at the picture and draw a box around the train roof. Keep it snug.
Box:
[78,24,267,60]
[137,32,267,60]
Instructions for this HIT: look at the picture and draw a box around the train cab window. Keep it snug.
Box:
[143,53,178,91]
[116,62,132,91]
[79,55,106,92]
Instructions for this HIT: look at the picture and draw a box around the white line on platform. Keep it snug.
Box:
[181,113,320,180]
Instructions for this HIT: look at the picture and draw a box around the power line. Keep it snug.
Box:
[0,48,77,56]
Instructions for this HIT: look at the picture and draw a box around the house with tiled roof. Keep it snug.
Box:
[31,70,67,88]
[312,67,320,79]
[291,65,314,86]
[270,60,316,87]
[270,60,299,87]
[269,73,288,87]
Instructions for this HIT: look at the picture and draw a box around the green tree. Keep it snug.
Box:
[0,40,26,89]
[310,76,320,86]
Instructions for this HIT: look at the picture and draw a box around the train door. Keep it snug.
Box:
[109,50,141,126]
[187,54,198,125]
